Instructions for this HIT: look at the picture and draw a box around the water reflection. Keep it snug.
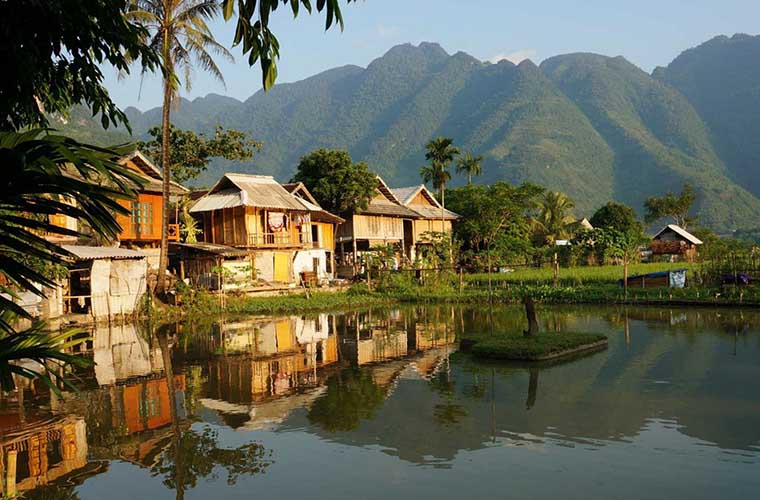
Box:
[1,305,760,499]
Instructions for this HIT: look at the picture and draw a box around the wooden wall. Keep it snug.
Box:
[351,214,404,241]
[413,219,451,242]
[116,193,162,241]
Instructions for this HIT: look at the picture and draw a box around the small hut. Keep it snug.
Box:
[651,225,703,261]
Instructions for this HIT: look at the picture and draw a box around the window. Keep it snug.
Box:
[131,201,153,236]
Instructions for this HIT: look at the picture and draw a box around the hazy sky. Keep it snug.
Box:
[105,0,759,111]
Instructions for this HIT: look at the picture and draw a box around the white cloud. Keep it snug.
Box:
[489,49,538,64]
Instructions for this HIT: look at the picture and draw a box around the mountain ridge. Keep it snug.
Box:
[60,35,760,231]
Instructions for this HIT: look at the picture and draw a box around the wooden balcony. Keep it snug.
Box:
[246,232,313,248]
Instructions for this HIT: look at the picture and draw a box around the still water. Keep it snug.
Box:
[2,305,759,499]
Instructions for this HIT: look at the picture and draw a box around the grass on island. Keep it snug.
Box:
[463,331,608,361]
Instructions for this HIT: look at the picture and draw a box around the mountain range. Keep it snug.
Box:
[57,34,760,232]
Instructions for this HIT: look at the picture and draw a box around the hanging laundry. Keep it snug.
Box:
[268,212,286,232]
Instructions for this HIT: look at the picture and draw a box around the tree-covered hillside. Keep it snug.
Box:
[655,34,760,198]
[61,36,760,231]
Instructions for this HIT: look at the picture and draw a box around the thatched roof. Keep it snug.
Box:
[190,174,308,213]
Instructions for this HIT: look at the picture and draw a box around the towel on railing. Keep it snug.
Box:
[268,212,287,232]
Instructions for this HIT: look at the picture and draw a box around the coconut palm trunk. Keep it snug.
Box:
[158,72,172,293]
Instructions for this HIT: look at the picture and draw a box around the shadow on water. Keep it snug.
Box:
[2,303,760,498]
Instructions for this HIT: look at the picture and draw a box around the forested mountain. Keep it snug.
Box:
[60,35,760,231]
[655,34,760,199]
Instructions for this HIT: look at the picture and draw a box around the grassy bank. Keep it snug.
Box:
[157,265,760,320]
[465,262,699,287]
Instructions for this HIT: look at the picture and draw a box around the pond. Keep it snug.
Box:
[2,304,760,499]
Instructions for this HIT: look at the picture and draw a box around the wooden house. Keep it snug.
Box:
[651,224,703,262]
[283,182,345,282]
[114,150,188,247]
[188,174,343,285]
[390,184,460,259]
[335,177,420,275]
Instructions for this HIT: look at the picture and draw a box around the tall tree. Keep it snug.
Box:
[644,184,697,228]
[138,125,261,184]
[127,0,233,292]
[420,137,460,209]
[590,201,641,234]
[455,152,483,185]
[534,191,576,245]
[291,149,377,215]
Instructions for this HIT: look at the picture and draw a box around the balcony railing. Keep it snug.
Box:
[246,231,314,248]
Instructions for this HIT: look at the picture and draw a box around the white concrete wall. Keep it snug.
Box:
[141,248,161,271]
[293,249,328,283]
[109,259,148,315]
[255,251,276,282]
[90,259,111,318]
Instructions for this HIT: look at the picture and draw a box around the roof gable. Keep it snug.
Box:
[653,224,703,245]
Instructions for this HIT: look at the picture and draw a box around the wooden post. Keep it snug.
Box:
[366,268,372,291]
[459,267,464,294]
[6,449,17,498]
[523,296,539,338]
[553,252,559,287]
[352,237,358,277]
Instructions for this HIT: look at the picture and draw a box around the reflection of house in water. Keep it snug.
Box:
[92,323,165,386]
[0,417,90,497]
[205,315,339,404]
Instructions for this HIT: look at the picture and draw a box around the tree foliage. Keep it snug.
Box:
[590,201,641,234]
[644,184,697,228]
[446,182,543,267]
[0,130,142,326]
[0,0,157,130]
[291,149,377,215]
[533,191,576,245]
[420,137,459,206]
[138,125,262,184]
[455,152,483,185]
[222,0,357,89]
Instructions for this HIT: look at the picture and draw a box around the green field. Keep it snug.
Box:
[465,262,699,287]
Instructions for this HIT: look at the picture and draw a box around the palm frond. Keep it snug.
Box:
[0,320,92,396]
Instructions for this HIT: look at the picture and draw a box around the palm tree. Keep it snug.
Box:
[420,137,459,208]
[456,152,483,185]
[127,0,233,292]
[534,191,576,245]
[0,129,142,391]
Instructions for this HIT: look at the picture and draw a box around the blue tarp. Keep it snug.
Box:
[619,268,688,288]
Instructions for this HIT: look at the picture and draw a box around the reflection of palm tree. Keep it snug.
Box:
[154,327,271,497]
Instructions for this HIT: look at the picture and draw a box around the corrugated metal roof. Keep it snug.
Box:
[190,174,308,213]
[653,224,703,245]
[390,184,460,220]
[362,201,419,218]
[407,205,460,220]
[62,245,146,260]
[170,242,250,257]
[390,185,423,205]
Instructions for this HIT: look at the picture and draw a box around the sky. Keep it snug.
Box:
[104,0,760,111]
